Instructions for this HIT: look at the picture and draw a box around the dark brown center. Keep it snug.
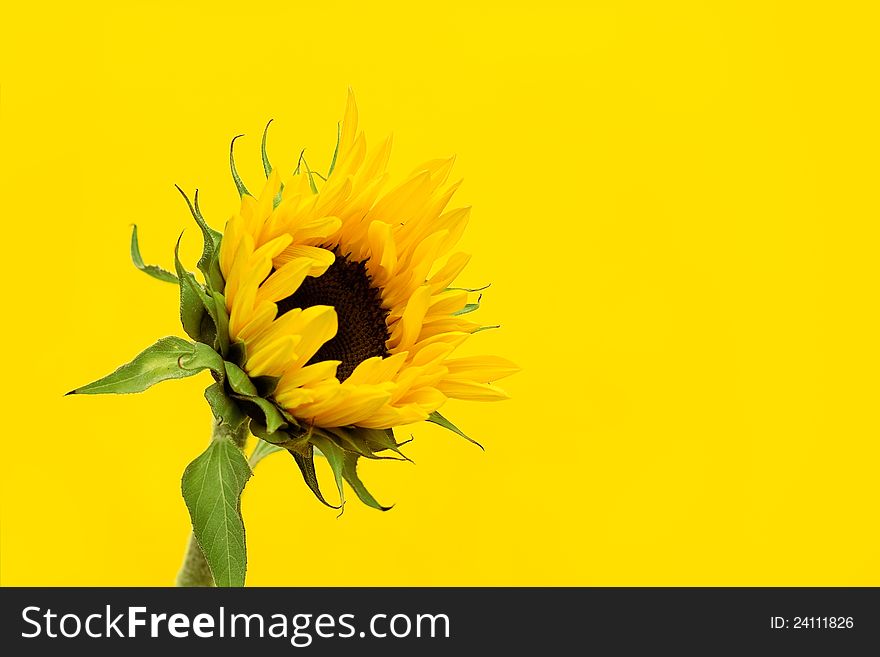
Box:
[276,251,390,382]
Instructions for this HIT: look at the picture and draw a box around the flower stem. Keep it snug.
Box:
[175,419,249,587]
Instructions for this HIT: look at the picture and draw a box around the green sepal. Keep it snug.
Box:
[130,225,178,284]
[208,291,231,356]
[226,341,247,370]
[229,134,251,197]
[342,452,392,511]
[251,375,280,397]
[362,427,415,462]
[223,361,258,395]
[248,418,293,446]
[447,283,491,293]
[427,411,484,450]
[204,382,247,429]
[327,121,341,177]
[231,396,287,435]
[260,119,273,176]
[473,325,501,334]
[304,158,319,194]
[249,439,283,468]
[326,426,410,461]
[454,303,480,316]
[181,434,251,587]
[224,362,287,434]
[175,186,224,292]
[453,294,482,316]
[68,337,220,395]
[288,441,341,509]
[174,235,216,346]
[309,432,347,510]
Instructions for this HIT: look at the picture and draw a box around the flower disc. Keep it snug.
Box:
[219,92,517,429]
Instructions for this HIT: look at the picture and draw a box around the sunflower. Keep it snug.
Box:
[219,91,517,431]
[70,92,516,586]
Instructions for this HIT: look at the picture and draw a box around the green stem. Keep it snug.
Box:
[175,419,249,587]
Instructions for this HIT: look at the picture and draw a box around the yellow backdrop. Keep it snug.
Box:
[1,1,878,586]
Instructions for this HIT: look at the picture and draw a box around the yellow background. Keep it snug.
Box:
[1,1,878,586]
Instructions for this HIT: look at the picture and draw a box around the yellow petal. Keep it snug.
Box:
[256,259,312,305]
[437,380,510,401]
[278,360,340,391]
[444,356,520,382]
[427,252,471,293]
[388,285,431,351]
[274,244,335,275]
[346,352,408,386]
[246,335,300,378]
[290,305,338,365]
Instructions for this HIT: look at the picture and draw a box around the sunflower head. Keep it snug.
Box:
[73,91,517,511]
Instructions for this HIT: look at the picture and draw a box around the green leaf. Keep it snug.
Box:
[174,186,224,292]
[68,337,217,395]
[288,442,341,509]
[427,411,484,450]
[204,382,247,429]
[342,452,392,511]
[130,225,178,284]
[260,119,274,176]
[327,121,341,176]
[249,439,282,467]
[229,134,251,197]
[181,435,252,587]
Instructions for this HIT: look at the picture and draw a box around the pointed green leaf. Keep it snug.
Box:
[427,411,484,450]
[249,439,282,467]
[204,382,247,429]
[181,435,252,587]
[68,337,214,395]
[260,119,273,176]
[288,443,341,509]
[342,452,392,511]
[229,134,250,197]
[327,121,341,176]
[130,225,178,284]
